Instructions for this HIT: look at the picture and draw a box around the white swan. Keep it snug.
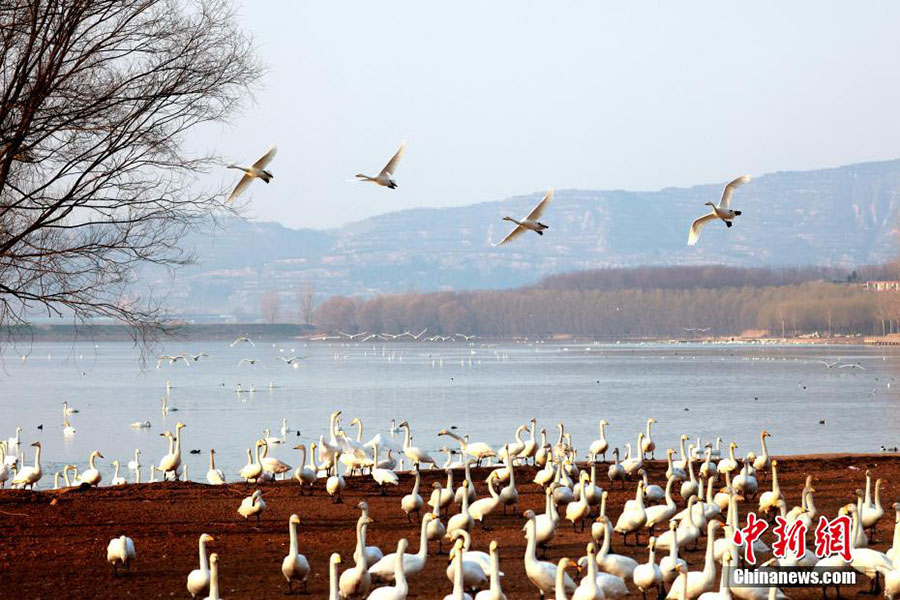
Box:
[329,553,342,600]
[522,510,576,597]
[292,444,316,494]
[658,521,687,587]
[398,420,436,467]
[11,441,42,489]
[237,489,266,524]
[666,521,722,599]
[440,429,495,465]
[633,537,663,599]
[566,472,591,532]
[589,421,610,462]
[187,533,215,599]
[469,473,500,529]
[158,422,185,481]
[357,502,385,568]
[206,553,222,600]
[110,460,126,486]
[107,535,136,576]
[493,188,553,247]
[281,514,311,594]
[614,481,646,545]
[641,418,658,459]
[81,450,103,487]
[645,477,678,535]
[401,466,424,521]
[579,541,627,600]
[445,531,489,592]
[355,142,405,189]
[861,471,885,535]
[445,537,474,600]
[687,174,751,246]
[371,443,399,493]
[474,540,507,600]
[239,440,265,483]
[226,146,276,202]
[369,514,434,582]
[757,459,782,516]
[340,513,374,599]
[0,443,10,488]
[595,515,638,579]
[206,449,225,485]
[446,480,473,538]
[367,539,410,600]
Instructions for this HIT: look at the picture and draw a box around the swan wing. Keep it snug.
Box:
[687,213,717,246]
[226,173,254,203]
[526,188,553,221]
[493,223,528,247]
[251,146,277,169]
[719,174,751,209]
[379,141,406,177]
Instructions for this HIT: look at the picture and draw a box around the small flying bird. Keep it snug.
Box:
[454,333,477,341]
[400,328,428,340]
[839,363,865,370]
[493,188,553,246]
[337,331,368,340]
[687,174,751,246]
[226,146,277,202]
[276,356,306,365]
[156,354,187,369]
[238,358,261,367]
[181,352,209,363]
[354,142,405,189]
[230,336,255,348]
[819,360,840,369]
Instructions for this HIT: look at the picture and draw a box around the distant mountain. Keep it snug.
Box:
[147,159,900,317]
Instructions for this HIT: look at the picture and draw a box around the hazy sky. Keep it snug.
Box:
[198,1,900,229]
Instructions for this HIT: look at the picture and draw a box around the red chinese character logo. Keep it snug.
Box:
[813,515,852,561]
[732,512,769,564]
[772,516,807,560]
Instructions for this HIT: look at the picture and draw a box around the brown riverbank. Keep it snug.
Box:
[1,454,898,599]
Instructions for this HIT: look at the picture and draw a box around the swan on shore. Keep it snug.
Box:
[107,535,136,577]
[11,441,42,489]
[687,174,751,246]
[187,533,215,599]
[281,514,311,594]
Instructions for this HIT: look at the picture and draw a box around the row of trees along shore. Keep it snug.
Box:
[311,265,900,338]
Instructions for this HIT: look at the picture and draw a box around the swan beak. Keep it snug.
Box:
[208,536,215,541]
[98,453,105,459]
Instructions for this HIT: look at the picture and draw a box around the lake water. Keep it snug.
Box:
[2,340,898,486]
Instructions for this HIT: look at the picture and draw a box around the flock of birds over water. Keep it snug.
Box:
[224,142,752,247]
[6,385,900,600]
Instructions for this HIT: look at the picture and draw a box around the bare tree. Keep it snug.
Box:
[0,0,260,350]
[261,291,279,325]
[298,280,317,326]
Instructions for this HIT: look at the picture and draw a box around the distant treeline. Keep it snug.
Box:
[313,265,900,338]
[536,264,900,291]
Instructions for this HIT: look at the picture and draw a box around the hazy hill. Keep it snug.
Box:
[148,159,900,316]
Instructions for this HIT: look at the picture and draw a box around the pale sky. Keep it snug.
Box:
[197,1,900,229]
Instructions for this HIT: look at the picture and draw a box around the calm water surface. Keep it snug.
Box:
[2,340,898,485]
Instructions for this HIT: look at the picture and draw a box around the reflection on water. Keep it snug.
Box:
[2,340,898,484]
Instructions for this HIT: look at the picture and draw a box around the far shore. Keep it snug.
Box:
[3,322,897,346]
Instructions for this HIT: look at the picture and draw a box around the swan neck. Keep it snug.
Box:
[199,538,209,570]
[289,519,299,555]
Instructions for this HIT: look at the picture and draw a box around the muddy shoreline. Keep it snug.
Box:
[1,454,898,599]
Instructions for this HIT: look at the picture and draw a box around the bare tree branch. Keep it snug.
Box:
[0,0,261,359]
